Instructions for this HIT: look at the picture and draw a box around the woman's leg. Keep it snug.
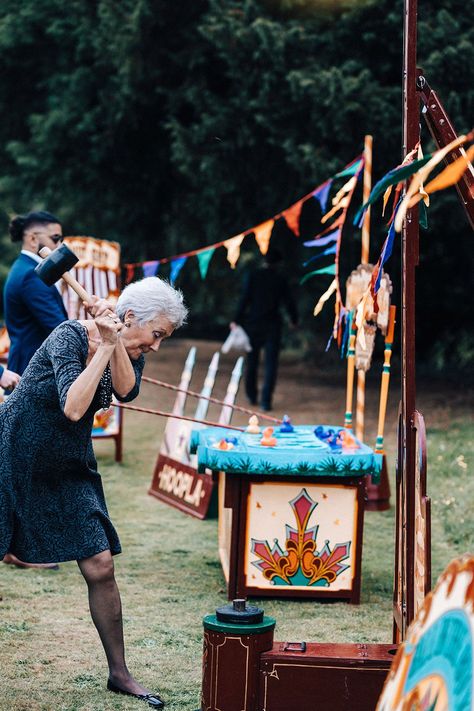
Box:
[77,549,151,695]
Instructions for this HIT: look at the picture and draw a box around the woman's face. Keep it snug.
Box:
[120,312,174,360]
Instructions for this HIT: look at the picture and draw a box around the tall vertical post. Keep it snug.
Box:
[395,0,420,640]
[355,135,373,441]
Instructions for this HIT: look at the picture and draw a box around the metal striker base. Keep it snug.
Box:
[201,599,276,711]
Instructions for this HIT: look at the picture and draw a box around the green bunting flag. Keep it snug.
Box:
[300,263,336,284]
[335,159,363,179]
[197,248,215,280]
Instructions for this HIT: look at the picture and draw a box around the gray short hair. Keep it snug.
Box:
[116,277,188,329]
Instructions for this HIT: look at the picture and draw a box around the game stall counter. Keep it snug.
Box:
[190,422,382,603]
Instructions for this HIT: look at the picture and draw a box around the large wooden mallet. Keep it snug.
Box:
[35,244,91,303]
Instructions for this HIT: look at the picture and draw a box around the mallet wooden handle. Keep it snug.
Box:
[39,246,91,303]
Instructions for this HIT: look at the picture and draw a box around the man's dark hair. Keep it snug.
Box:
[9,211,61,243]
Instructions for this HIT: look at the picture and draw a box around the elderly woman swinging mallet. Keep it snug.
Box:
[0,245,187,709]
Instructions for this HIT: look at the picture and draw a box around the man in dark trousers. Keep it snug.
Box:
[4,211,68,377]
[231,246,298,411]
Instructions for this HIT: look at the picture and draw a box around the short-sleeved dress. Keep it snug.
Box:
[0,320,144,563]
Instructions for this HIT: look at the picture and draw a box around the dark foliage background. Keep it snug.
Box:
[0,0,472,370]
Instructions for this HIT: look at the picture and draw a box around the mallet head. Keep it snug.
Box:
[35,244,79,286]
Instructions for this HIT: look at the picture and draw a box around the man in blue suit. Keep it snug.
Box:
[4,211,68,377]
[3,210,66,570]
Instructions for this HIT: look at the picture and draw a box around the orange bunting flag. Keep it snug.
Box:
[254,220,274,255]
[283,200,304,236]
[224,234,245,269]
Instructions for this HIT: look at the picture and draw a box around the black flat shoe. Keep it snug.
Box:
[107,679,165,708]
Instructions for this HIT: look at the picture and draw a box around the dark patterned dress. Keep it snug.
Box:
[0,320,144,563]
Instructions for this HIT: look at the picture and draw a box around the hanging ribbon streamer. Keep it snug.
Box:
[143,261,160,278]
[409,144,474,205]
[313,279,337,317]
[283,200,304,236]
[394,134,473,232]
[300,263,336,284]
[354,153,432,227]
[224,234,245,269]
[303,229,340,248]
[169,256,187,285]
[303,243,338,267]
[313,180,332,213]
[254,220,274,255]
[197,249,215,280]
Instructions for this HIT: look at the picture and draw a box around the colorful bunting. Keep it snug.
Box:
[300,264,337,284]
[122,153,364,286]
[170,257,187,285]
[143,260,160,277]
[224,234,245,269]
[197,249,215,280]
[283,200,304,236]
[254,220,274,255]
[313,180,332,213]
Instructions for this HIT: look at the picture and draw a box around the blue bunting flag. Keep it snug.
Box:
[170,257,187,285]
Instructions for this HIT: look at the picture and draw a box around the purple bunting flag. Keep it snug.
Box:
[142,260,160,277]
[313,180,332,213]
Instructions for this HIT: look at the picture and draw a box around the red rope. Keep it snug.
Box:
[141,375,283,424]
[113,402,245,432]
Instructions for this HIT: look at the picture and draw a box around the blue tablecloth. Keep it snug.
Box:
[190,424,382,482]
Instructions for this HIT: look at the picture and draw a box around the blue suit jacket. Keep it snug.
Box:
[4,253,68,375]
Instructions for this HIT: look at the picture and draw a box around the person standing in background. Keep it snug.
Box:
[4,210,67,378]
[231,246,298,411]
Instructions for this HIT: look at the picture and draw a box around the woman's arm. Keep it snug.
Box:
[63,342,115,421]
[63,315,120,421]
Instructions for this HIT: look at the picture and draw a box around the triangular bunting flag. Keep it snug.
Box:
[335,158,363,178]
[300,263,336,284]
[197,249,215,279]
[224,234,245,269]
[170,256,187,285]
[313,279,337,317]
[313,180,332,213]
[143,260,160,277]
[254,220,274,255]
[283,200,303,237]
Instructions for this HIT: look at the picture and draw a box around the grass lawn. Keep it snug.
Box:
[0,339,472,710]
